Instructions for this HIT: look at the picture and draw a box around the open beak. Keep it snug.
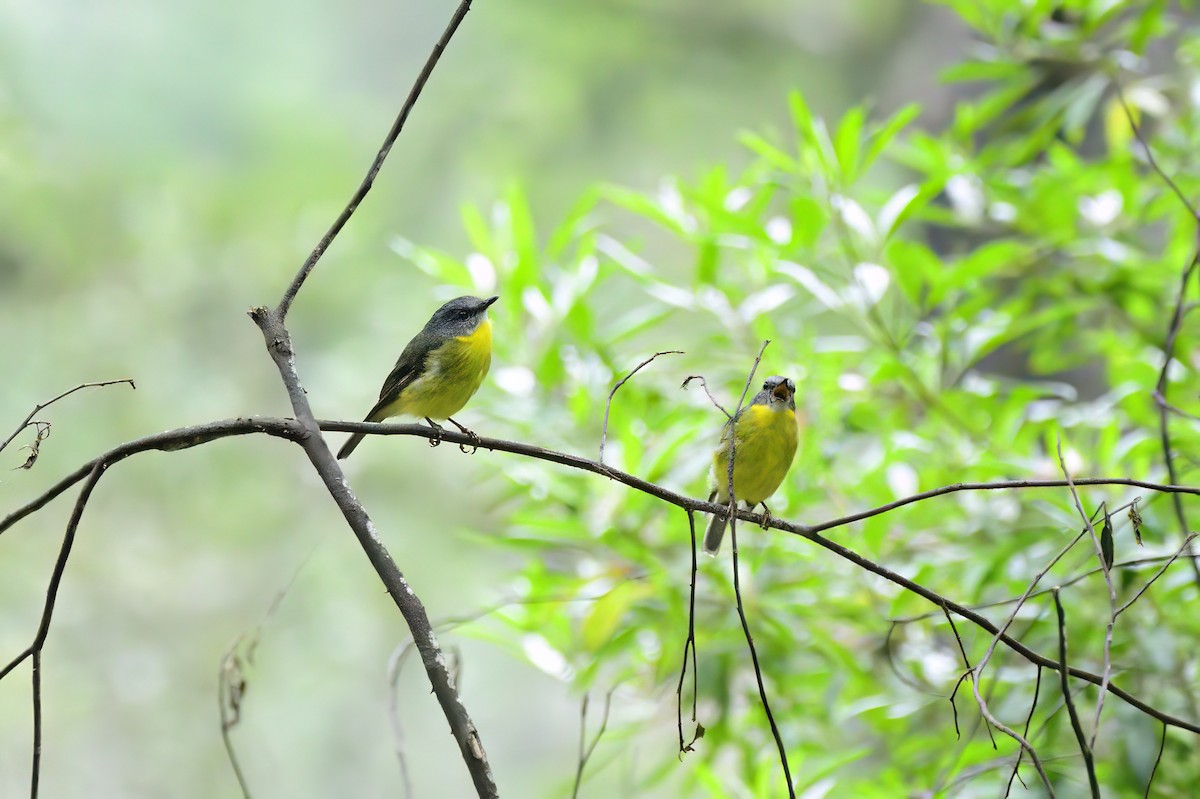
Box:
[772,382,793,403]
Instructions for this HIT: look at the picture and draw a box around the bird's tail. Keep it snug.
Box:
[338,406,385,460]
[336,431,366,460]
[703,495,731,555]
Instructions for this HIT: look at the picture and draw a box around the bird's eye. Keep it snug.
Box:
[456,310,470,320]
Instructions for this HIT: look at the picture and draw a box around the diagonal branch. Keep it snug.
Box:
[8,417,1200,735]
[1052,589,1100,799]
[3,462,107,799]
[276,0,474,319]
[1115,80,1200,590]
[1055,439,1117,749]
[249,306,497,797]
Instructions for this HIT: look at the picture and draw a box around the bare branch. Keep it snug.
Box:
[2,462,106,799]
[217,557,307,799]
[940,605,997,748]
[1145,723,1168,799]
[729,519,794,797]
[276,0,474,319]
[249,306,497,797]
[715,342,794,794]
[1,379,135,466]
[1114,80,1198,219]
[571,689,615,799]
[1114,80,1200,590]
[680,375,732,419]
[1117,532,1200,617]
[30,651,40,799]
[675,509,700,755]
[1003,666,1042,798]
[598,350,682,464]
[1056,438,1117,749]
[386,642,417,799]
[1052,589,1100,799]
[1,418,305,539]
[319,421,1200,733]
[969,676,1055,798]
[9,415,1200,736]
[218,646,253,799]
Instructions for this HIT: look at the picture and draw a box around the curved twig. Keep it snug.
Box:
[599,350,682,464]
[1,379,135,466]
[276,0,475,318]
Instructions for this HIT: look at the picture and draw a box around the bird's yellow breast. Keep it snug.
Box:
[389,319,492,420]
[710,403,799,505]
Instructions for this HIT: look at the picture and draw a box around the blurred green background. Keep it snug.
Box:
[0,2,962,796]
[8,0,1200,797]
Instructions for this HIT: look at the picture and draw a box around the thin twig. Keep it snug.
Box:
[30,651,40,799]
[1003,666,1042,798]
[724,340,772,523]
[1052,589,1100,799]
[571,689,615,799]
[1114,81,1199,218]
[276,0,475,319]
[729,521,794,797]
[721,342,794,796]
[218,647,252,799]
[1115,80,1200,591]
[1055,437,1117,749]
[941,605,997,748]
[6,462,106,799]
[1145,723,1167,799]
[676,509,700,755]
[216,556,308,799]
[1,418,306,539]
[1117,532,1200,617]
[972,521,1089,684]
[8,417,1200,733]
[386,642,417,799]
[680,375,732,419]
[598,350,682,464]
[969,677,1055,797]
[1,379,135,465]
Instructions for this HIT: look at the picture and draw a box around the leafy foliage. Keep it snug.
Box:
[400,2,1200,795]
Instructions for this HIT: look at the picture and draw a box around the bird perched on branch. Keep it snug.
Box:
[704,375,799,554]
[337,295,498,459]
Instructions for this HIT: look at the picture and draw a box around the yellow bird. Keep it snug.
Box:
[704,376,799,554]
[337,295,497,459]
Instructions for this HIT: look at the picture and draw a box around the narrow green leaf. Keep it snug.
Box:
[862,103,921,173]
[834,106,865,184]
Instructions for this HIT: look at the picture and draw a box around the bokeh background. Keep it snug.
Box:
[11,1,1192,797]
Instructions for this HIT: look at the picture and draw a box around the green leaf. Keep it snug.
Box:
[861,103,920,173]
[739,131,801,173]
[834,106,865,184]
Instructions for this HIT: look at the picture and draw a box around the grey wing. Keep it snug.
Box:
[367,333,434,418]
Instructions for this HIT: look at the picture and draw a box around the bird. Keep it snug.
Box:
[337,295,498,460]
[703,375,799,554]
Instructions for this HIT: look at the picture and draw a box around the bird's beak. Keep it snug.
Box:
[772,382,793,403]
[482,295,499,310]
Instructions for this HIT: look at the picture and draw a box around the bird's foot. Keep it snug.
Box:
[424,418,445,447]
[447,417,481,454]
[757,503,773,530]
